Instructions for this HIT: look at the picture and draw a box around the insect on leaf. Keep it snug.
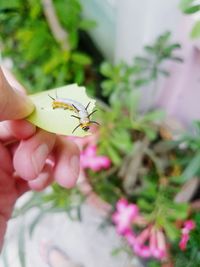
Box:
[27,84,96,137]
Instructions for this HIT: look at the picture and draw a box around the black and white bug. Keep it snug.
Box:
[48,94,99,133]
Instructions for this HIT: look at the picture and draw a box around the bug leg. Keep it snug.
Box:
[88,110,97,118]
[72,123,82,133]
[85,102,91,111]
[90,120,100,126]
[72,104,79,112]
[71,115,80,120]
[48,94,55,100]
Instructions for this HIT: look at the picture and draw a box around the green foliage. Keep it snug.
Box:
[171,213,200,267]
[0,0,95,92]
[180,0,200,38]
[100,31,182,104]
[13,185,84,222]
[137,181,188,241]
[191,21,200,38]
[180,0,200,14]
[176,121,200,181]
[1,18,195,265]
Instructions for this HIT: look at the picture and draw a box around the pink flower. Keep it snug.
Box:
[149,227,167,260]
[112,199,139,234]
[80,145,111,171]
[113,199,168,260]
[179,234,189,251]
[121,210,167,260]
[184,220,195,231]
[179,220,195,251]
[124,228,152,259]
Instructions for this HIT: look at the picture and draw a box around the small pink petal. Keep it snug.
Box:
[184,220,196,231]
[136,227,150,245]
[135,245,151,258]
[112,199,139,234]
[156,230,167,259]
[124,230,137,246]
[139,246,151,258]
[179,233,189,251]
[84,145,97,157]
[116,199,128,211]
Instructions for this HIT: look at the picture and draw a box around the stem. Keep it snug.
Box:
[41,0,70,51]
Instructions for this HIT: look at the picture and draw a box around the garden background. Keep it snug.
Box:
[1,0,200,267]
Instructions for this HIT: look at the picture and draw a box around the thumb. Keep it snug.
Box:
[0,68,34,121]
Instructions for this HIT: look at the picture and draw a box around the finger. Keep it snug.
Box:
[0,142,13,173]
[53,138,80,188]
[13,129,56,181]
[1,66,26,93]
[0,169,15,194]
[0,215,7,251]
[0,120,36,142]
[0,68,34,121]
[0,169,17,218]
[15,177,29,197]
[28,164,53,191]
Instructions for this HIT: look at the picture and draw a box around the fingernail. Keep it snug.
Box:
[32,144,49,175]
[20,94,35,115]
[69,155,80,179]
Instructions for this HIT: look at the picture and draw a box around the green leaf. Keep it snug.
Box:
[29,211,45,238]
[142,110,165,122]
[137,198,153,211]
[79,19,96,30]
[71,52,92,65]
[164,222,179,241]
[180,0,195,11]
[18,223,26,267]
[184,4,200,13]
[134,78,151,87]
[101,80,114,96]
[100,62,113,77]
[181,151,200,182]
[106,145,121,165]
[191,21,200,38]
[27,84,96,137]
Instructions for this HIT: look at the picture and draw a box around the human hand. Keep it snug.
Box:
[0,67,80,249]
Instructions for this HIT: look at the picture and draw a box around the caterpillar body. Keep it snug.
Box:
[49,95,99,133]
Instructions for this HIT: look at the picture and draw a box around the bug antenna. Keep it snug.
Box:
[48,94,55,100]
[88,110,97,118]
[72,123,82,133]
[55,89,58,98]
[85,102,91,111]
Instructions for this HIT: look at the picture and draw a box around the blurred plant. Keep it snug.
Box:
[175,121,200,182]
[5,185,85,267]
[180,0,200,38]
[0,0,96,93]
[100,31,182,105]
[171,213,200,267]
[2,27,200,267]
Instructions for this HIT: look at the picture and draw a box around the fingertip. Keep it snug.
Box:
[28,166,53,191]
[55,170,78,189]
[13,130,56,181]
[54,138,80,189]
[7,120,36,140]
